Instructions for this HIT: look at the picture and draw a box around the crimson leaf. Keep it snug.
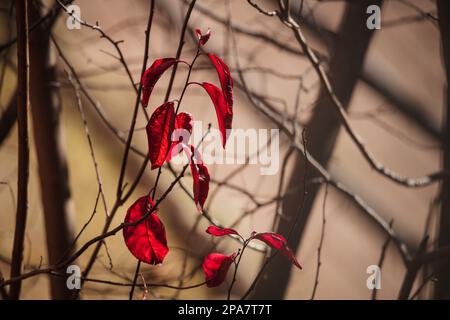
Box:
[207,53,233,108]
[252,232,302,269]
[141,58,177,107]
[146,101,175,169]
[123,196,168,265]
[202,252,237,287]
[166,112,193,162]
[190,152,210,213]
[206,225,239,237]
[195,28,211,46]
[199,82,232,147]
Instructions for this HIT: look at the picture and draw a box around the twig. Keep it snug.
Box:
[228,245,246,300]
[409,273,436,300]
[247,0,279,17]
[128,260,141,300]
[163,0,197,102]
[372,219,394,300]
[65,70,108,216]
[398,236,429,300]
[310,183,328,300]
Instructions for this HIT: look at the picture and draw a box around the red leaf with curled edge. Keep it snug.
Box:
[199,82,233,147]
[165,143,210,213]
[141,58,177,107]
[202,252,237,287]
[166,112,193,163]
[252,232,302,269]
[195,28,211,46]
[123,196,168,265]
[206,225,239,237]
[207,53,233,108]
[146,102,175,169]
[175,112,193,135]
[189,147,210,213]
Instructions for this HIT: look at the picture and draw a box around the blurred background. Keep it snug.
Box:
[0,0,448,299]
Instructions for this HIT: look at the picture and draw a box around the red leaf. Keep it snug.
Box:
[141,58,177,107]
[195,28,211,46]
[174,112,193,138]
[206,225,238,237]
[123,196,168,265]
[146,101,176,169]
[199,82,233,147]
[164,143,210,212]
[190,152,210,213]
[202,252,237,287]
[252,232,302,269]
[207,53,233,108]
[166,112,193,163]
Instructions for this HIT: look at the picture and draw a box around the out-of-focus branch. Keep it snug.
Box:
[27,0,75,299]
[310,183,328,300]
[0,4,16,147]
[0,0,73,53]
[398,236,429,300]
[0,268,8,299]
[0,92,17,146]
[250,0,383,299]
[272,1,450,187]
[372,219,393,300]
[195,0,443,144]
[435,0,450,299]
[9,0,30,300]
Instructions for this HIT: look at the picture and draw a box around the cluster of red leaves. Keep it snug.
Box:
[122,29,301,290]
[123,29,232,265]
[203,226,302,287]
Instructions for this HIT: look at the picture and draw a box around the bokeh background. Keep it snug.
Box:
[0,0,447,299]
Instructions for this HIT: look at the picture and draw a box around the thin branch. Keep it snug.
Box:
[65,70,108,215]
[128,260,141,300]
[398,236,429,300]
[372,220,394,300]
[310,183,328,300]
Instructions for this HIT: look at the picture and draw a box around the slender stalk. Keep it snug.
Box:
[310,183,328,300]
[163,0,197,102]
[227,244,247,300]
[128,260,141,300]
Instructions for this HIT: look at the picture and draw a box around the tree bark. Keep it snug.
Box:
[251,0,382,299]
[9,0,30,300]
[435,0,450,300]
[28,2,75,299]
